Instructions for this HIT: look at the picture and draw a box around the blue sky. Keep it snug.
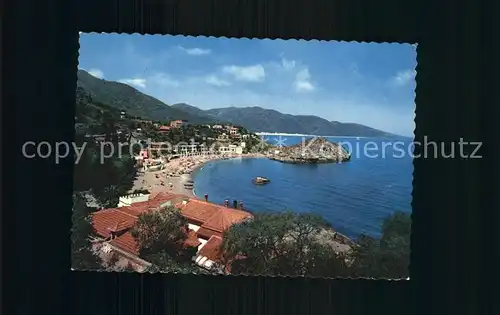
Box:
[79,34,416,136]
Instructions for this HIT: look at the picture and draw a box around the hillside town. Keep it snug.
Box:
[73,104,267,273]
[73,96,411,278]
[72,109,357,274]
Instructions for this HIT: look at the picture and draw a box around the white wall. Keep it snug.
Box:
[197,239,208,252]
[219,145,243,154]
[117,193,150,207]
[194,255,217,270]
[188,223,200,232]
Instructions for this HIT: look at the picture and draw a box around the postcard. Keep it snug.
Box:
[70,34,415,279]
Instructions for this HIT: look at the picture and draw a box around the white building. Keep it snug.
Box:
[217,133,229,141]
[192,235,224,271]
[117,193,150,207]
[175,143,198,155]
[219,144,243,155]
[229,127,239,135]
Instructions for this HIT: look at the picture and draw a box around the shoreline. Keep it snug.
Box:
[130,153,267,199]
[128,152,359,248]
[187,153,267,199]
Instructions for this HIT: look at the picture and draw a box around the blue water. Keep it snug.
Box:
[193,136,414,239]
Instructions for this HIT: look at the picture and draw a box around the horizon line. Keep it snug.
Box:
[78,69,409,138]
[254,132,412,139]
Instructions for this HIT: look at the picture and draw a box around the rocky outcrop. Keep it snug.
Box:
[269,137,351,164]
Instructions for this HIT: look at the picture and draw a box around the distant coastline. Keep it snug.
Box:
[254,132,369,138]
[255,132,412,140]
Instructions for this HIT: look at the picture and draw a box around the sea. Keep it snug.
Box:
[192,135,414,239]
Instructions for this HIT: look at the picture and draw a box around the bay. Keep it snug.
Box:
[193,136,414,238]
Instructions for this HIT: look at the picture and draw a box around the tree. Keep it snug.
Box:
[71,193,103,270]
[101,111,119,143]
[143,251,203,274]
[349,211,411,278]
[131,206,198,272]
[74,144,137,208]
[93,185,120,208]
[220,212,348,277]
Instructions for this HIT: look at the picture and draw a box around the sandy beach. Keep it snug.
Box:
[129,153,266,198]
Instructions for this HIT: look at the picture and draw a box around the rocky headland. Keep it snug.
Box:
[269,137,351,164]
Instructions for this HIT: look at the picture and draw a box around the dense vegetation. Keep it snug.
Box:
[71,193,103,270]
[221,212,350,277]
[131,206,205,274]
[173,104,395,137]
[221,211,411,278]
[77,69,215,123]
[348,211,411,278]
[74,87,137,208]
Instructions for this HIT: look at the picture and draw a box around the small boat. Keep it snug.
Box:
[252,176,271,185]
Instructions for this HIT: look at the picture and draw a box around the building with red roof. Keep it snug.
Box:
[196,206,252,239]
[169,120,189,128]
[158,125,171,132]
[193,235,223,270]
[90,192,252,272]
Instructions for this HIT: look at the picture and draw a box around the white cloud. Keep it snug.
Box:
[88,68,104,79]
[118,78,147,89]
[391,69,416,87]
[281,58,296,70]
[149,73,180,87]
[81,38,414,136]
[205,75,231,87]
[119,72,183,90]
[222,64,265,82]
[294,68,315,92]
[178,46,212,56]
[137,72,414,136]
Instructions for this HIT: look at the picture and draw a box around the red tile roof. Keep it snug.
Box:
[92,192,187,239]
[92,194,251,262]
[175,199,222,223]
[150,192,188,203]
[176,199,252,239]
[92,209,137,238]
[159,126,171,131]
[197,235,223,262]
[108,229,201,257]
[109,232,140,256]
[124,193,187,216]
[200,208,252,233]
[184,230,202,248]
[196,227,223,239]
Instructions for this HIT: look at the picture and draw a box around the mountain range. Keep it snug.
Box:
[77,69,397,137]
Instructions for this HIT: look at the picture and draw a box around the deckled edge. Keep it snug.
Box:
[73,33,416,281]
